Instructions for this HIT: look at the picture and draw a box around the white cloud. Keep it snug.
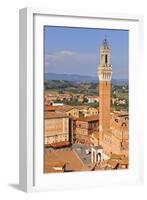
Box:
[45,50,98,76]
[59,50,75,56]
[45,50,75,64]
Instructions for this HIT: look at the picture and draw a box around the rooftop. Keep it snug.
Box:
[119,157,129,165]
[107,159,118,168]
[110,154,126,160]
[54,105,75,112]
[76,115,99,122]
[47,161,65,168]
[44,111,68,119]
[44,150,84,172]
[45,141,70,148]
[74,105,97,110]
[92,145,103,150]
[44,105,56,111]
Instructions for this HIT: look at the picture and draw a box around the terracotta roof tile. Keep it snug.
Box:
[76,115,99,122]
[45,112,68,119]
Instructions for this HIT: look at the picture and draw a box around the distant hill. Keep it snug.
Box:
[45,73,97,83]
[45,73,128,85]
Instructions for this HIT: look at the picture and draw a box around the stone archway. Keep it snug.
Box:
[91,147,103,164]
[97,152,101,163]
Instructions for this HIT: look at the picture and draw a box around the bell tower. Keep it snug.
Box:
[98,39,112,141]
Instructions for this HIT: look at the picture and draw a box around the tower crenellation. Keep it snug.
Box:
[98,39,112,82]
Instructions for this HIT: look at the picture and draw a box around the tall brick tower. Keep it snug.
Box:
[98,39,112,141]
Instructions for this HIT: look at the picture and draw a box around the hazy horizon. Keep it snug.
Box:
[45,72,128,80]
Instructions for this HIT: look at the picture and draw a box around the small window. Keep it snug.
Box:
[105,55,108,64]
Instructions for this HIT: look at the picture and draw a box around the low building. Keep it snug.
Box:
[85,96,99,103]
[75,106,98,117]
[74,115,99,144]
[118,157,129,169]
[111,97,127,105]
[44,112,71,148]
[45,105,98,119]
[111,113,129,156]
[55,105,79,118]
[44,105,56,112]
[44,93,58,104]
[95,112,129,157]
[52,102,64,106]
[105,154,128,169]
[94,153,128,170]
[77,94,85,103]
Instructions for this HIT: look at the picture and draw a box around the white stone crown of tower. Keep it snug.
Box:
[98,39,112,81]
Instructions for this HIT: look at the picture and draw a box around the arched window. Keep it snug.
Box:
[121,122,127,127]
[105,54,108,64]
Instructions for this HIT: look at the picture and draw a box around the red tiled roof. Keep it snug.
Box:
[50,142,70,148]
[110,154,126,160]
[44,105,56,111]
[76,115,99,122]
[55,105,74,112]
[47,161,65,168]
[107,159,118,168]
[44,112,68,119]
[119,157,129,165]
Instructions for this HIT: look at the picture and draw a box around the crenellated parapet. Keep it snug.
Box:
[98,38,112,82]
[98,65,112,81]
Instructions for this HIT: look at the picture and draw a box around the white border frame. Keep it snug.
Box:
[19,8,144,192]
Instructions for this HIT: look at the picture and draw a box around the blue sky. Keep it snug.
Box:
[44,26,128,79]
